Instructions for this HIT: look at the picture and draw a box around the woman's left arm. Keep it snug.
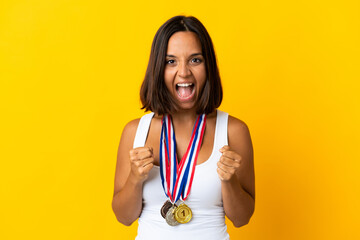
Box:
[217,116,255,228]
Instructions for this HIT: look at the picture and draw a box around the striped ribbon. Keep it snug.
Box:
[159,114,206,203]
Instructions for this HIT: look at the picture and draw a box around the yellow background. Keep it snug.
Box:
[1,0,359,239]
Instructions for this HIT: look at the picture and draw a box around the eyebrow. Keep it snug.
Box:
[166,53,203,58]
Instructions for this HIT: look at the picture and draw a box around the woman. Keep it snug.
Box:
[112,15,255,239]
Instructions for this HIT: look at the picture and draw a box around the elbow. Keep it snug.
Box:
[113,209,136,226]
[232,216,253,228]
[232,208,255,228]
[233,219,250,228]
[111,201,136,226]
[116,217,135,226]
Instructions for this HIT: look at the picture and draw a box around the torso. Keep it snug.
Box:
[134,109,230,240]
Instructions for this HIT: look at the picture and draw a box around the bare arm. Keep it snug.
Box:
[217,116,255,227]
[111,119,154,226]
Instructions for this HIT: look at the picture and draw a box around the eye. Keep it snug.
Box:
[191,58,202,63]
[166,59,175,64]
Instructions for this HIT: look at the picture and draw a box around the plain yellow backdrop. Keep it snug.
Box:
[1,0,359,239]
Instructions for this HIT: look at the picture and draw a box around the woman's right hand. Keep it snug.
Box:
[129,146,154,183]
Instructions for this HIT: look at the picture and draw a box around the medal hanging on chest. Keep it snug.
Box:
[159,113,206,226]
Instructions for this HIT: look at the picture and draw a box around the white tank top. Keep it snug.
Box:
[133,109,230,240]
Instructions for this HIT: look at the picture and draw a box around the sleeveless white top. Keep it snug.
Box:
[133,109,230,240]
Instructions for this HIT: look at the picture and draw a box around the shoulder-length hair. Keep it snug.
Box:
[140,15,222,115]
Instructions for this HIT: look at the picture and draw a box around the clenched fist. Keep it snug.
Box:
[217,145,242,182]
[129,146,154,183]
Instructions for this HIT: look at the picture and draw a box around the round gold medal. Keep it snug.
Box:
[174,203,192,224]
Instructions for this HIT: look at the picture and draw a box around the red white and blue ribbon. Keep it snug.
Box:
[159,114,206,203]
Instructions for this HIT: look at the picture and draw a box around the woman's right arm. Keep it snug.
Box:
[111,119,154,226]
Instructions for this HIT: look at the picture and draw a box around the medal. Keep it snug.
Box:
[160,200,174,219]
[174,203,192,224]
[159,114,206,225]
[165,205,180,226]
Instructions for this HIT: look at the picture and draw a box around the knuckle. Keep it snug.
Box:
[146,164,154,172]
[141,154,149,160]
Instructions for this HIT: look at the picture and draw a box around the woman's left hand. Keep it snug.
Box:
[217,145,242,182]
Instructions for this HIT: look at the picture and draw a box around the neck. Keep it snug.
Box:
[170,109,198,125]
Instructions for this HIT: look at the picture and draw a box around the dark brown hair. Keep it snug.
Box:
[140,15,222,115]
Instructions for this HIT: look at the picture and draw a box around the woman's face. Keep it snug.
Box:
[164,31,206,112]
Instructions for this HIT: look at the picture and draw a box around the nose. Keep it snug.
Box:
[178,61,191,78]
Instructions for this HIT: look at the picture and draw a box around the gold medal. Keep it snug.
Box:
[174,203,192,224]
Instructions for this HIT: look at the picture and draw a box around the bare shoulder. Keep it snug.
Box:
[122,118,140,136]
[228,115,251,137]
[119,118,142,147]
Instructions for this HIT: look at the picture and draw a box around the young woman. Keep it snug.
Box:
[112,15,255,240]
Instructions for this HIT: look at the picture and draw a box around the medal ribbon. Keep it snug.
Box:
[159,114,206,203]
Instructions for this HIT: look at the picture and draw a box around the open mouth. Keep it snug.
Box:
[176,83,195,100]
